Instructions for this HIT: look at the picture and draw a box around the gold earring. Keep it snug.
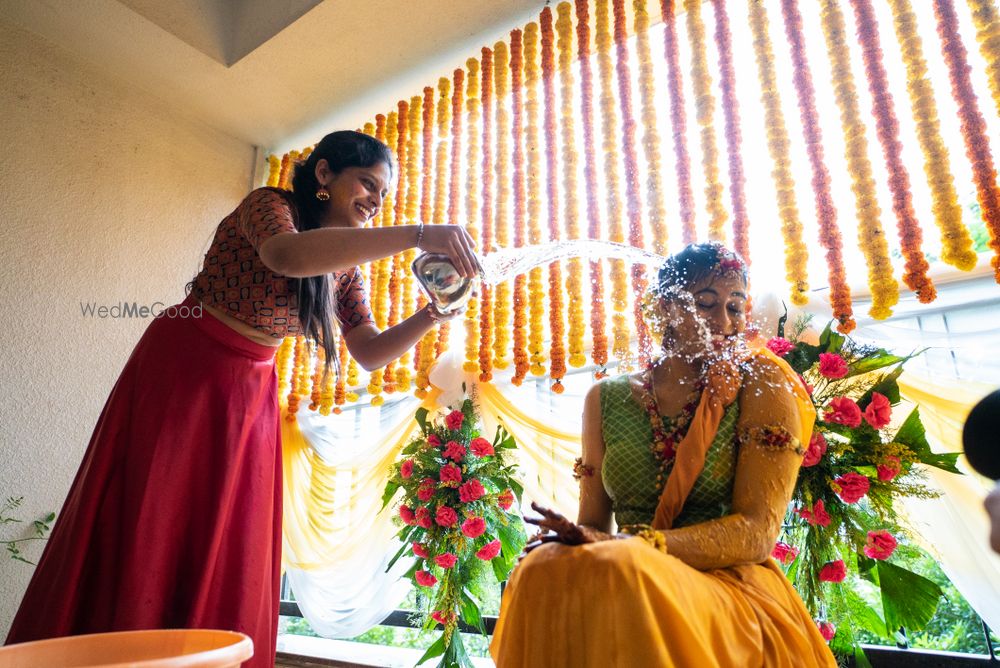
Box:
[315,188,330,201]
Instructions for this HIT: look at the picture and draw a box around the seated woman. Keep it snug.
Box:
[490,243,837,667]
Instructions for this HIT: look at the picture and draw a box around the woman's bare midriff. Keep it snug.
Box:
[198,301,283,347]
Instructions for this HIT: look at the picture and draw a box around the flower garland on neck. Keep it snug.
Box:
[640,360,704,490]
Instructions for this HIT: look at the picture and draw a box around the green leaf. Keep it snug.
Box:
[819,322,846,353]
[415,633,447,666]
[844,586,888,639]
[415,407,430,433]
[853,645,874,668]
[777,305,788,338]
[893,408,961,473]
[380,481,401,511]
[859,366,903,405]
[385,534,415,573]
[459,589,486,634]
[846,352,909,379]
[877,560,942,633]
[509,479,524,505]
[438,629,474,668]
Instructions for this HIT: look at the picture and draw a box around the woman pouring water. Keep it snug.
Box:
[7,131,479,668]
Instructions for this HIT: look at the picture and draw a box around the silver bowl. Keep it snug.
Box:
[412,253,479,315]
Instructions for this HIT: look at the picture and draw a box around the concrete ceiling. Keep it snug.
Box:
[1,0,548,151]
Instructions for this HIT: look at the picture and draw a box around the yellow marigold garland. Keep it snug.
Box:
[524,22,548,378]
[276,336,294,404]
[266,155,281,188]
[463,58,483,374]
[333,336,348,414]
[633,0,668,256]
[967,0,1000,120]
[366,114,391,405]
[395,94,423,393]
[286,335,307,420]
[492,41,513,371]
[887,0,975,271]
[383,100,410,394]
[542,7,566,392]
[576,0,608,374]
[556,3,588,370]
[683,0,727,242]
[819,0,898,317]
[596,0,631,370]
[434,77,454,358]
[747,0,810,306]
[479,47,495,382]
[510,29,531,386]
[415,86,438,399]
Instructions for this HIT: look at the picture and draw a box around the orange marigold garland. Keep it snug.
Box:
[415,86,438,399]
[463,59,483,374]
[850,0,936,303]
[542,7,566,392]
[966,0,1000,120]
[576,0,608,375]
[492,41,513,371]
[333,336,349,414]
[524,22,549,377]
[661,0,696,244]
[712,0,750,263]
[276,152,294,190]
[556,3,588,370]
[887,0,975,271]
[747,0,810,306]
[781,0,854,332]
[510,29,531,386]
[286,335,307,420]
[596,0,631,370]
[395,94,424,393]
[683,0,727,242]
[479,47,495,383]
[820,0,898,318]
[934,0,1000,282]
[276,335,295,403]
[383,100,411,394]
[634,0,668,256]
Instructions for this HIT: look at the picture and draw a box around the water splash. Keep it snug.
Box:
[479,240,666,285]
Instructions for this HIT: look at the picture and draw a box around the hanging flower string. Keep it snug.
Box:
[556,3,587,370]
[887,0,976,272]
[596,0,631,370]
[781,0,855,332]
[365,115,391,405]
[479,47,495,382]
[415,85,439,399]
[434,77,455,358]
[382,100,410,394]
[747,0,810,307]
[576,0,608,375]
[712,0,749,263]
[934,0,1000,282]
[510,29,531,386]
[394,94,423,393]
[541,7,566,392]
[966,0,1000,120]
[851,0,935,303]
[660,0,696,244]
[492,41,513,371]
[286,335,306,419]
[463,59,482,374]
[819,0,899,318]
[333,336,348,414]
[524,22,548,378]
[633,0,667,257]
[683,0,727,243]
[266,154,281,188]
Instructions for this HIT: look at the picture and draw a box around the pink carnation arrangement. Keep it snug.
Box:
[383,397,526,661]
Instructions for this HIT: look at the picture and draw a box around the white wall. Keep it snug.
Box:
[0,18,255,636]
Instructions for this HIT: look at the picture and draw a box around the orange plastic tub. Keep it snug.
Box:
[0,629,252,667]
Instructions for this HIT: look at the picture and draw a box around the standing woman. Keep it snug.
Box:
[7,131,478,668]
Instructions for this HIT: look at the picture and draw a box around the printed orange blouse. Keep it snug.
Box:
[189,187,374,339]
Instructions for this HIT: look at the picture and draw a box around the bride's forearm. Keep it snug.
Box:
[662,513,775,570]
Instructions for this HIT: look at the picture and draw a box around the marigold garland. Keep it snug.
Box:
[434,76,455,358]
[415,86,438,399]
[747,0,809,307]
[934,0,1000,282]
[383,100,410,394]
[395,94,424,393]
[310,345,326,413]
[524,22,548,377]
[510,29,531,386]
[576,0,608,373]
[364,114,391,404]
[633,0,667,256]
[276,336,295,403]
[887,0,975,272]
[333,336,349,414]
[712,0,750,263]
[595,0,631,370]
[276,151,294,190]
[286,335,307,419]
[492,41,513,371]
[780,0,855,332]
[556,3,588,370]
[542,7,566,392]
[660,0,696,244]
[966,0,1000,121]
[479,47,495,382]
[683,0,727,242]
[319,348,336,415]
[819,0,899,318]
[266,154,281,188]
[463,58,483,374]
[850,0,936,303]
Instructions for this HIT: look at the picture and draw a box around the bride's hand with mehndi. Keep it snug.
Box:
[523,501,616,554]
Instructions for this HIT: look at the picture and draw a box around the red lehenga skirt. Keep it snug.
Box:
[6,294,282,668]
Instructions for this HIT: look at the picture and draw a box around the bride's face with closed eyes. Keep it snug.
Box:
[659,273,748,358]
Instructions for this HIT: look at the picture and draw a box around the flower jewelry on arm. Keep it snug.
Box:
[572,457,595,481]
[738,424,804,455]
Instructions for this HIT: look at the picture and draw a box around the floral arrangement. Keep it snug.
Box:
[382,395,527,667]
[766,316,959,665]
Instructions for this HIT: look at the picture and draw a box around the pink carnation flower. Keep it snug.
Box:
[398,505,415,525]
[825,396,862,428]
[445,410,465,431]
[817,621,836,641]
[439,463,462,486]
[765,336,795,357]
[459,479,486,504]
[877,455,902,482]
[801,432,828,468]
[771,542,799,565]
[833,472,870,504]
[818,559,847,583]
[797,499,831,527]
[818,353,849,379]
[400,459,414,479]
[412,542,429,558]
[434,552,458,569]
[417,477,437,502]
[435,505,458,527]
[462,516,486,538]
[864,530,898,560]
[414,506,432,529]
[442,440,466,462]
[430,610,454,625]
[476,539,502,561]
[415,570,437,587]
[427,434,441,447]
[470,437,495,457]
[864,392,892,429]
